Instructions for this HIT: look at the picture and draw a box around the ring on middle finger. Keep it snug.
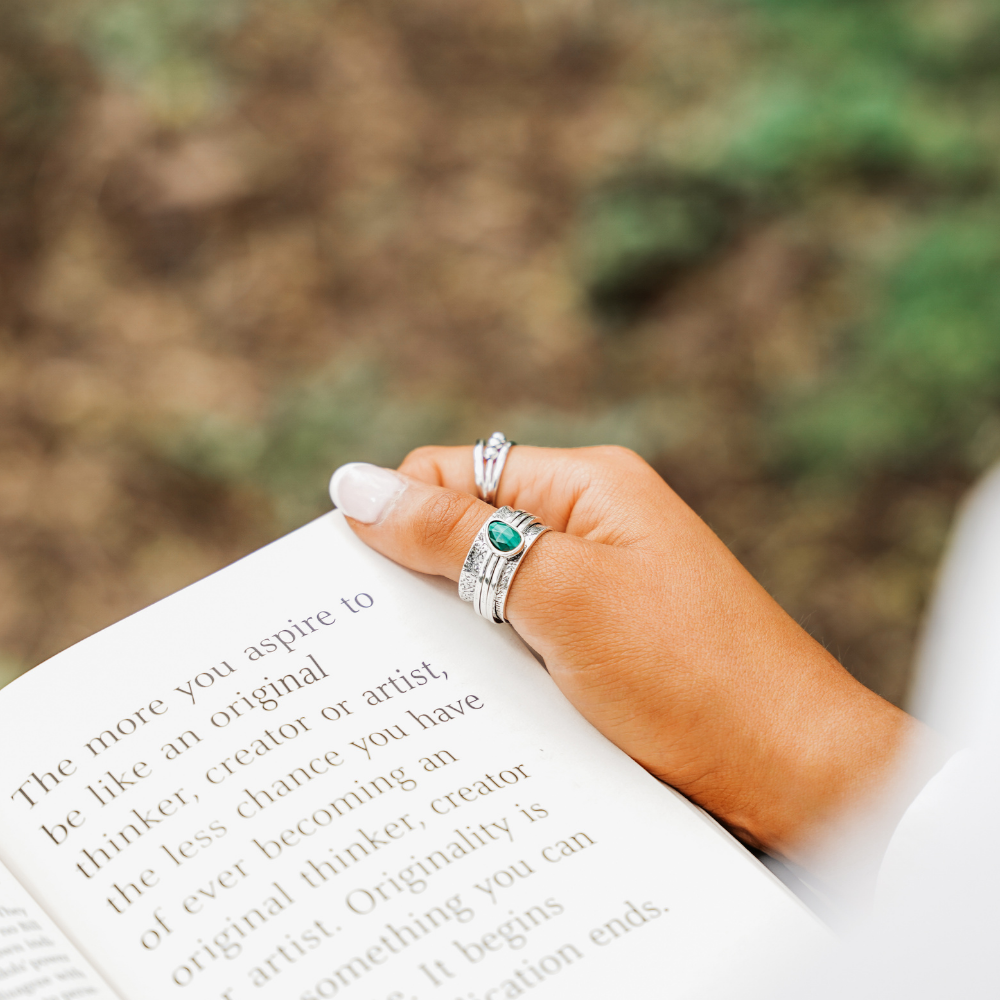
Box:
[474,431,514,505]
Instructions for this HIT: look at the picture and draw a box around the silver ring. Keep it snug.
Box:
[459,506,552,624]
[493,521,550,623]
[474,432,514,506]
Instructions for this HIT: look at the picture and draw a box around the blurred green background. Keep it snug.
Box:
[3,0,1000,704]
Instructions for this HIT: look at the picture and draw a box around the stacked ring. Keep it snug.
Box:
[459,506,551,624]
[474,432,514,505]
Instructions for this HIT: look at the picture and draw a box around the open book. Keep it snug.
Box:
[0,512,826,1000]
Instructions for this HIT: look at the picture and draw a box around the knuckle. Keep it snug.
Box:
[399,445,445,481]
[403,444,440,464]
[587,444,648,469]
[569,446,655,492]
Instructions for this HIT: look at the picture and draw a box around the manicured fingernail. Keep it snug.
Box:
[329,463,406,523]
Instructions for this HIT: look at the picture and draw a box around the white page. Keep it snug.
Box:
[0,857,121,1000]
[0,512,826,1000]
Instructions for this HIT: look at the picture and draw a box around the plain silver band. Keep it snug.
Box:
[485,440,513,506]
[474,432,514,506]
[473,440,487,501]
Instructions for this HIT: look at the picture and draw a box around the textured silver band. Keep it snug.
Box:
[474,431,514,506]
[459,506,551,624]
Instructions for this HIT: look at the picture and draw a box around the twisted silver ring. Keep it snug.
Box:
[459,506,551,624]
[474,432,514,506]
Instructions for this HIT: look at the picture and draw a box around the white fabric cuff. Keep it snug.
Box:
[875,747,975,908]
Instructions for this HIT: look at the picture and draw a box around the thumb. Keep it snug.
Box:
[328,463,597,632]
[329,461,496,581]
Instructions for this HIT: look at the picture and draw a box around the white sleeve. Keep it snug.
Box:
[874,748,976,910]
[759,746,1000,1000]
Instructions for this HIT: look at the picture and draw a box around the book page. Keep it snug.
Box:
[0,857,120,1000]
[0,512,827,1000]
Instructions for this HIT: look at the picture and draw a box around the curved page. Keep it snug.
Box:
[0,856,121,1000]
[0,512,826,1000]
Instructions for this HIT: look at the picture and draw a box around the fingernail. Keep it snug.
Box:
[329,463,407,523]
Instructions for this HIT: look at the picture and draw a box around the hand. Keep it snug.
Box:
[329,446,941,866]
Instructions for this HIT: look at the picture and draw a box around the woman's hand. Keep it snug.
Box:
[329,445,939,866]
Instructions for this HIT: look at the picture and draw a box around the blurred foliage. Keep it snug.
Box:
[725,0,1000,479]
[576,172,741,323]
[0,653,24,690]
[580,0,1000,479]
[0,7,80,275]
[168,365,698,531]
[775,211,1000,476]
[165,366,467,528]
[33,0,248,121]
[2,0,1000,705]
[719,0,998,191]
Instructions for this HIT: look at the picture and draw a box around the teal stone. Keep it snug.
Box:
[487,520,522,553]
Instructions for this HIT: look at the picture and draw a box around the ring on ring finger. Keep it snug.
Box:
[459,506,551,624]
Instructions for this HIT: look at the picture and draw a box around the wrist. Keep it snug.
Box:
[735,679,947,871]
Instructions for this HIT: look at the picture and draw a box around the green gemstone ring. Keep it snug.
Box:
[487,519,523,555]
[459,505,552,623]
